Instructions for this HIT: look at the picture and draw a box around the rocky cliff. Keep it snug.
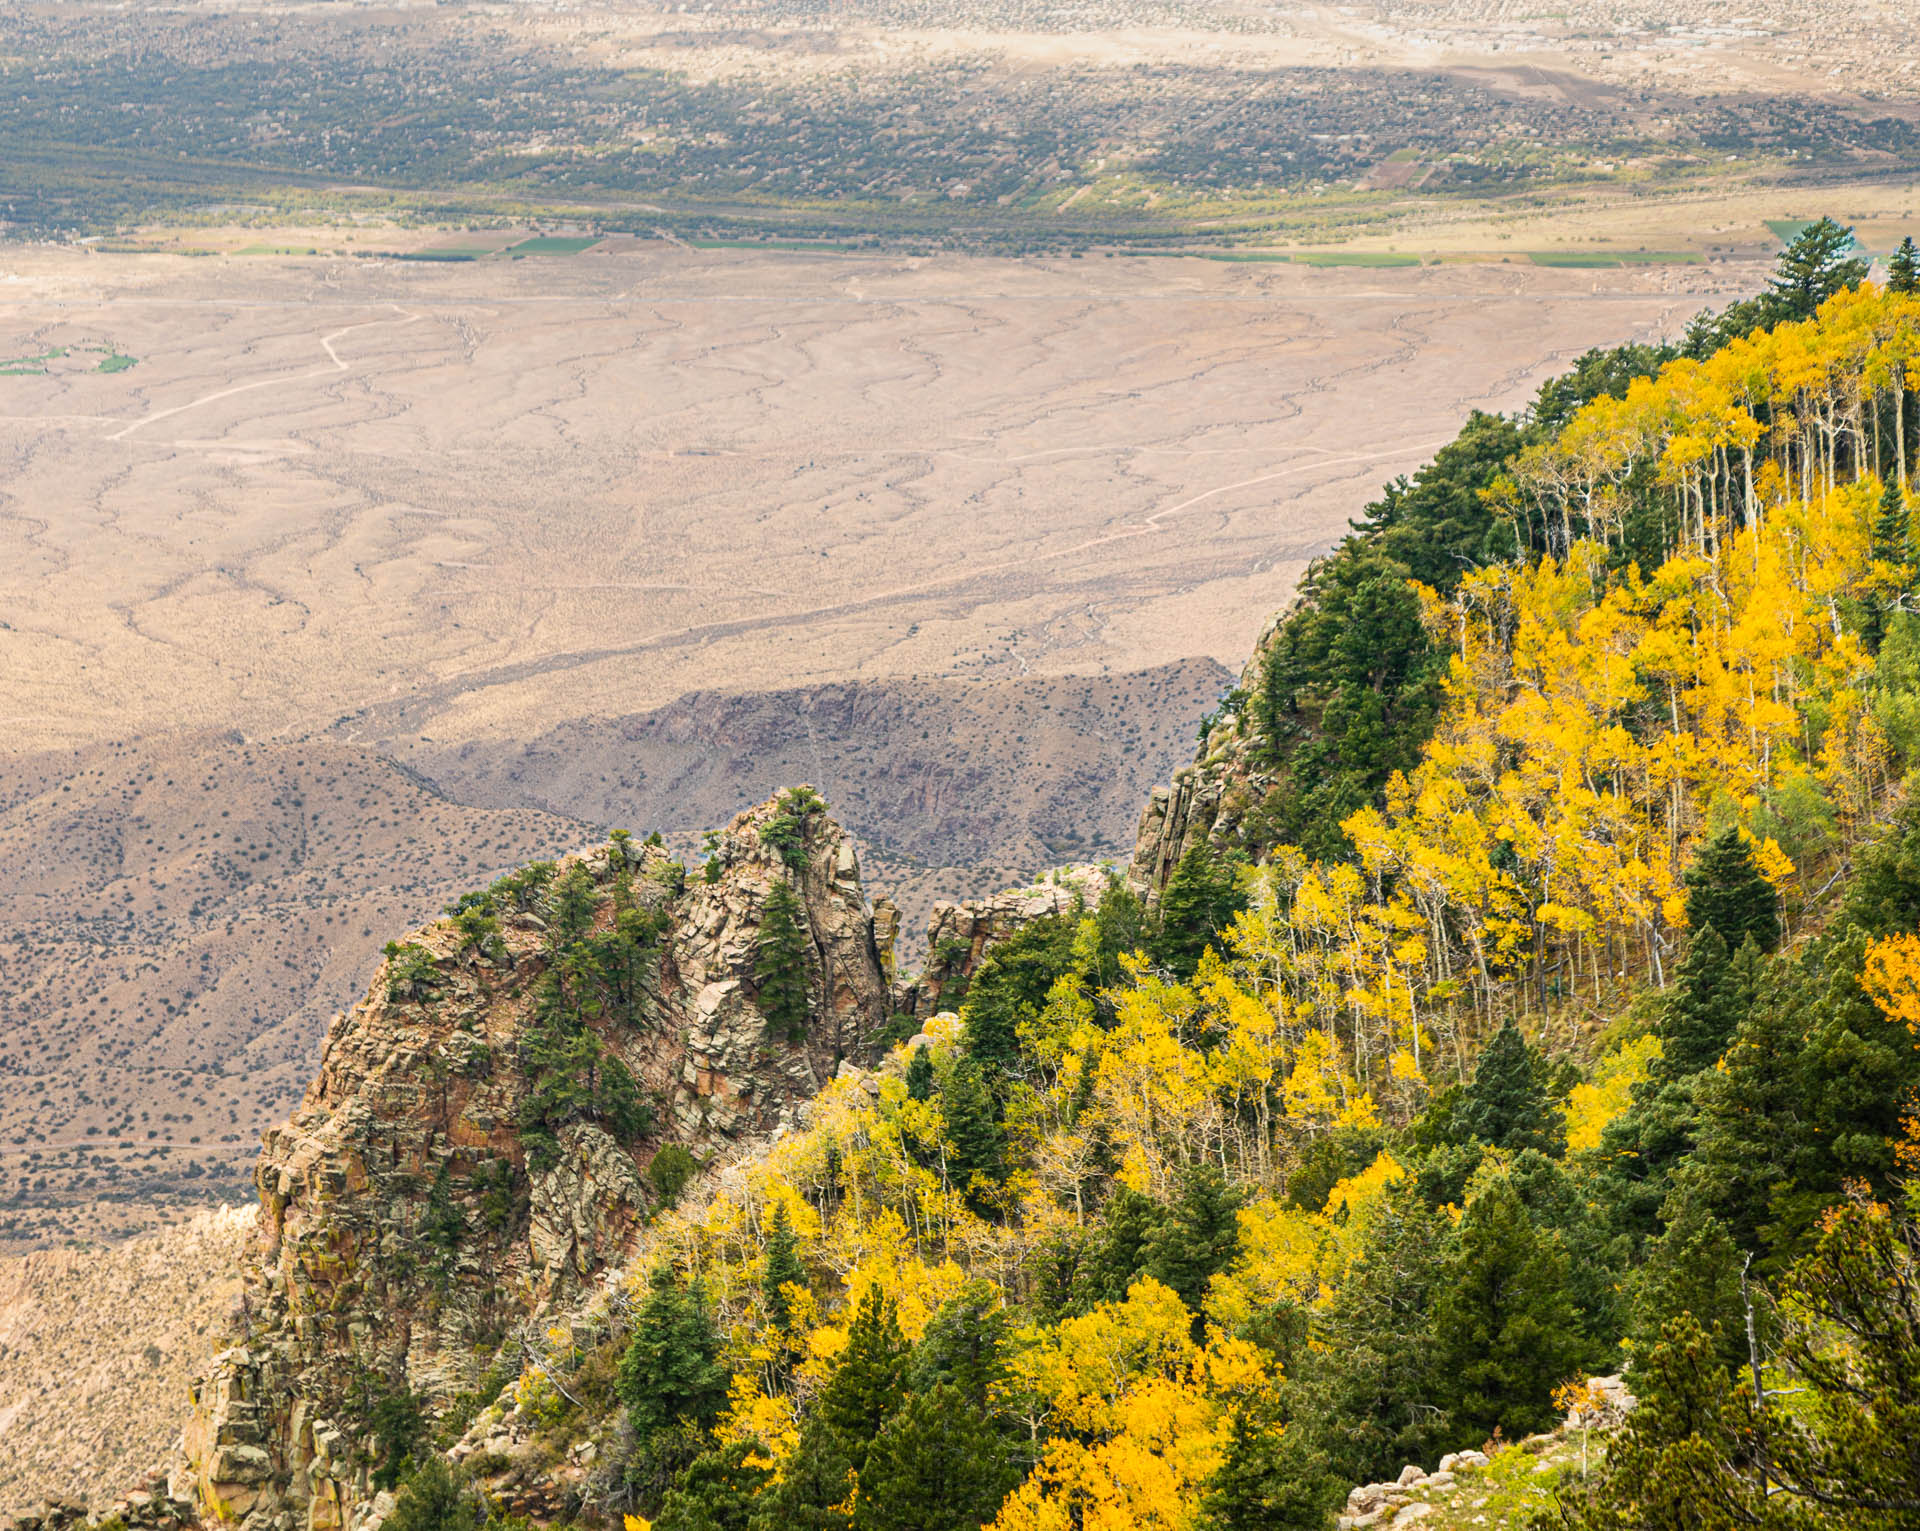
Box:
[175,792,886,1531]
[1129,613,1284,895]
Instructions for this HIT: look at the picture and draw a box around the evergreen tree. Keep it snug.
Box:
[656,1438,775,1531]
[907,1280,1011,1412]
[383,1457,486,1531]
[1456,1021,1565,1155]
[1765,217,1869,322]
[1681,825,1781,954]
[851,1385,1021,1531]
[959,914,1079,1073]
[618,1269,729,1443]
[817,1286,910,1459]
[903,1045,935,1102]
[939,1059,1005,1208]
[1543,1314,1764,1531]
[1677,962,1809,1256]
[749,1413,854,1531]
[762,1202,806,1332]
[1863,474,1913,652]
[1590,1075,1702,1250]
[1145,1163,1243,1327]
[1655,927,1750,1081]
[753,880,811,1043]
[1628,1203,1748,1377]
[1294,1187,1452,1484]
[1200,1389,1344,1531]
[1154,841,1245,978]
[1434,1176,1583,1445]
[1092,875,1149,989]
[1081,1184,1169,1307]
[1891,235,1920,297]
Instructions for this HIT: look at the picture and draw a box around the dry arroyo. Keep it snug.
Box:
[0,1206,251,1518]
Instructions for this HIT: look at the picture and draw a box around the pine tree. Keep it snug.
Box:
[383,1457,486,1531]
[1434,1176,1583,1444]
[656,1438,775,1531]
[1456,1021,1565,1155]
[754,880,811,1043]
[850,1385,1020,1531]
[1154,841,1244,978]
[1889,235,1920,297]
[1146,1163,1243,1329]
[903,1046,934,1102]
[1628,1203,1748,1376]
[1766,217,1869,322]
[1200,1390,1344,1531]
[817,1286,910,1460]
[939,1059,1004,1209]
[1544,1314,1762,1531]
[907,1280,1010,1412]
[618,1270,729,1443]
[1864,475,1913,652]
[1092,875,1149,988]
[1082,1184,1168,1306]
[762,1202,806,1332]
[959,913,1078,1073]
[1682,825,1780,954]
[1656,927,1743,1080]
[748,1412,854,1531]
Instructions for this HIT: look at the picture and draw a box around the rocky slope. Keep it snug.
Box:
[173,793,888,1531]
[1129,614,1284,895]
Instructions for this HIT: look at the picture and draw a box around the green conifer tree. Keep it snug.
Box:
[903,1046,935,1102]
[382,1457,486,1531]
[1456,1021,1565,1155]
[748,1412,854,1531]
[1200,1390,1344,1531]
[1655,927,1743,1080]
[1766,217,1869,322]
[1628,1203,1748,1376]
[940,1059,1005,1209]
[656,1438,775,1531]
[1082,1183,1168,1307]
[1682,825,1781,954]
[907,1280,1011,1412]
[817,1286,910,1459]
[1543,1314,1762,1531]
[1888,235,1919,297]
[1154,841,1245,978]
[850,1385,1020,1531]
[1434,1176,1583,1444]
[762,1202,807,1332]
[959,914,1078,1073]
[618,1270,729,1444]
[1146,1163,1244,1329]
[753,880,812,1043]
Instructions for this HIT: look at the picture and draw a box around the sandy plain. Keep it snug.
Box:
[0,242,1739,752]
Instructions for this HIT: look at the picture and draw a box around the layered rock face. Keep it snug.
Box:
[178,794,885,1531]
[1129,612,1284,895]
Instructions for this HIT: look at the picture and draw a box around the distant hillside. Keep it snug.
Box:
[0,664,1222,1248]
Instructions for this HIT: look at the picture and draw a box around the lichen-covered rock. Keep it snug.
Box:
[177,792,886,1531]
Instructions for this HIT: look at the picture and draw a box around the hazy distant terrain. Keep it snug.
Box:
[0,243,1713,1243]
[0,0,1915,248]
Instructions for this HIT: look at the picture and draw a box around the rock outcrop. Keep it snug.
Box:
[1128,613,1284,898]
[176,793,886,1531]
[892,864,1111,1019]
